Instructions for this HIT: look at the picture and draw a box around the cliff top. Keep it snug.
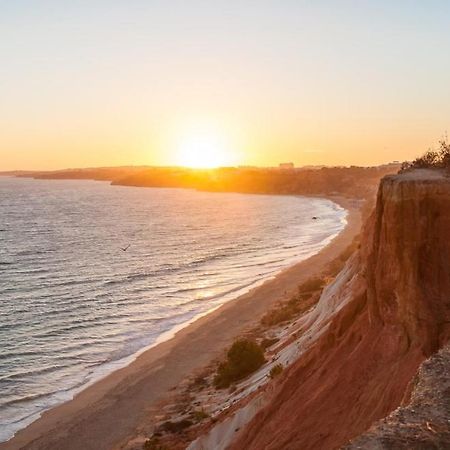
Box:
[388,168,449,181]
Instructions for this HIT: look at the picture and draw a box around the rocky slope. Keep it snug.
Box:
[223,170,450,449]
[345,343,450,449]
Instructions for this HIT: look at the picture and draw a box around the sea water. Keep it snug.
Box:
[0,177,346,441]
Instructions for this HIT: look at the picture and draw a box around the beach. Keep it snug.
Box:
[1,197,362,450]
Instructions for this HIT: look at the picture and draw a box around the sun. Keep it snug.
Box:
[175,125,235,169]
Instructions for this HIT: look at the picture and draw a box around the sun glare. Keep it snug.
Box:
[175,125,235,169]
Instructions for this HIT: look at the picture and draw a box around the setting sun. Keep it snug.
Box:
[174,125,236,169]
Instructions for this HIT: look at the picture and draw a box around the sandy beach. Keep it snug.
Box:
[1,197,362,450]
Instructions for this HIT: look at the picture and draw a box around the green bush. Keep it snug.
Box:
[214,339,265,388]
[269,364,284,379]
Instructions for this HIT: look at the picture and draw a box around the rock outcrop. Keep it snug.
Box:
[345,343,450,449]
[229,170,450,450]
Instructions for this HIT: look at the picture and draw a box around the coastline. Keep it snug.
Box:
[1,196,362,450]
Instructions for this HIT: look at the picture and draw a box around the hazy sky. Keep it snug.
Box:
[1,1,450,170]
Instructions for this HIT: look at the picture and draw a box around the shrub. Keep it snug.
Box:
[190,409,209,422]
[400,161,411,172]
[441,143,450,168]
[298,277,324,293]
[401,138,450,172]
[143,437,168,450]
[415,150,440,168]
[260,337,279,349]
[269,364,284,379]
[261,306,295,327]
[214,339,265,388]
[190,375,208,390]
[260,277,325,328]
[160,419,193,433]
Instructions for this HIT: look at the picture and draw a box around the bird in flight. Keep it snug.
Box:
[120,244,131,252]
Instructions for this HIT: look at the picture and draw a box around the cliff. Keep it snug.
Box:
[228,169,450,449]
[345,343,450,449]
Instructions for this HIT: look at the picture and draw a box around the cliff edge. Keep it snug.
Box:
[345,343,450,449]
[229,169,450,450]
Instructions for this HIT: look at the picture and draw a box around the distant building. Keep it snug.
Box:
[238,165,258,170]
[279,162,295,169]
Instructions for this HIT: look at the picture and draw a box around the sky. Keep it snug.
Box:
[1,1,450,170]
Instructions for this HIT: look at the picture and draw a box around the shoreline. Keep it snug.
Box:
[0,194,347,443]
[1,196,362,450]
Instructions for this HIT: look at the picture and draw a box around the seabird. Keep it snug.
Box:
[120,244,131,252]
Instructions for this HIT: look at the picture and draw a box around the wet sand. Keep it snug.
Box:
[1,197,362,450]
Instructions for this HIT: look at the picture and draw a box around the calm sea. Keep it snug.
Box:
[0,177,346,441]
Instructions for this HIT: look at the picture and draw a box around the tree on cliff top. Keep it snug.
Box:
[401,138,450,172]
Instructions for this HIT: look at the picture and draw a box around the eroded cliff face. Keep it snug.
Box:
[365,170,450,355]
[230,170,450,450]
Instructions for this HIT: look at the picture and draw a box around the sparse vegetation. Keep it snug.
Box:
[298,277,325,293]
[143,437,168,450]
[214,339,266,388]
[261,277,325,327]
[261,304,298,327]
[159,419,193,433]
[327,237,360,277]
[189,374,208,391]
[260,337,280,349]
[269,364,284,379]
[401,139,450,172]
[190,409,209,422]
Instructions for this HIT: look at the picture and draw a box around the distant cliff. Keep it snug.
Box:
[113,165,401,199]
[15,166,151,181]
[16,164,400,200]
[228,169,450,449]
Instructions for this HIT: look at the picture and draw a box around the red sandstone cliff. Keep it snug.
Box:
[230,169,450,450]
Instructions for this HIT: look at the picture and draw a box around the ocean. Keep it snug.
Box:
[0,177,346,442]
